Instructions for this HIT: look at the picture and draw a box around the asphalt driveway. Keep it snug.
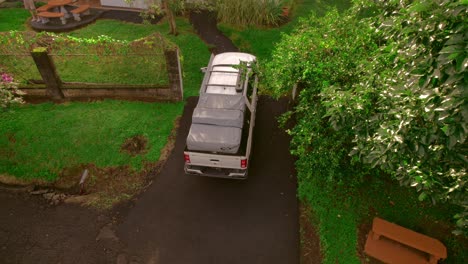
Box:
[117,96,299,264]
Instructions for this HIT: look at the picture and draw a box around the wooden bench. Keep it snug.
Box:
[37,11,66,25]
[36,4,53,12]
[70,4,90,21]
[364,217,447,264]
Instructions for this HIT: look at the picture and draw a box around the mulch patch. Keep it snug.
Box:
[121,135,148,156]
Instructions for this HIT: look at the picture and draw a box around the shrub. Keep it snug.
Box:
[0,73,24,109]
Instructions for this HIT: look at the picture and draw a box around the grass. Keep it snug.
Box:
[0,18,169,85]
[0,15,209,89]
[67,19,159,40]
[0,10,209,208]
[0,13,209,182]
[0,8,29,31]
[0,14,209,95]
[0,100,183,181]
[67,18,210,95]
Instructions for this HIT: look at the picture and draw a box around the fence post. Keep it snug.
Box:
[164,48,183,101]
[31,47,64,100]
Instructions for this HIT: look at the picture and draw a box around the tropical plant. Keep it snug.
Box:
[265,8,377,183]
[265,0,467,233]
[345,0,467,233]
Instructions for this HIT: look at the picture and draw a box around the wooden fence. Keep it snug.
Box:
[19,46,183,102]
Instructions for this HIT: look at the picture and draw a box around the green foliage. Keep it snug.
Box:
[0,73,24,109]
[266,0,467,261]
[213,0,286,27]
[267,0,467,233]
[0,100,183,181]
[265,9,377,262]
[139,2,164,24]
[346,0,467,232]
[268,8,376,182]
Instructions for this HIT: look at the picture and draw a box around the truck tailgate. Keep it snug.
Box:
[185,151,244,169]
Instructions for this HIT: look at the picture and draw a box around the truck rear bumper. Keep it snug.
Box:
[184,164,247,180]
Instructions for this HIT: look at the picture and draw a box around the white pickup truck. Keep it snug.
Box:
[183,52,258,179]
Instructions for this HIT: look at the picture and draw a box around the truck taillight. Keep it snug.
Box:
[240,159,247,168]
[184,154,190,163]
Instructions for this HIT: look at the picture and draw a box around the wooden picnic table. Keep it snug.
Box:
[47,0,73,18]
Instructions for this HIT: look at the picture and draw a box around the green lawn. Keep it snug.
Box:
[80,18,210,97]
[0,8,30,31]
[0,14,209,95]
[0,100,183,181]
[0,11,209,184]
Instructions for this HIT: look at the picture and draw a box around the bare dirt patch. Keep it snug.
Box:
[300,203,322,264]
[77,164,146,208]
[121,135,148,156]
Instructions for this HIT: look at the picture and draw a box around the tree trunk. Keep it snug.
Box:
[163,0,178,35]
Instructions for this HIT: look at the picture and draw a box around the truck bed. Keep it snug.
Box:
[184,52,257,179]
[186,93,247,154]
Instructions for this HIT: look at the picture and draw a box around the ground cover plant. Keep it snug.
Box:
[264,0,467,263]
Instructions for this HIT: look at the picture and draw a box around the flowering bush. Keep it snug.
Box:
[0,73,24,108]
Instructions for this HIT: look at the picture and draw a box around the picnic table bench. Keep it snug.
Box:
[364,217,447,264]
[70,4,90,21]
[37,4,53,12]
[37,11,66,24]
[36,2,91,24]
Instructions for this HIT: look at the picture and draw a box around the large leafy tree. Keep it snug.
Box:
[265,0,467,231]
